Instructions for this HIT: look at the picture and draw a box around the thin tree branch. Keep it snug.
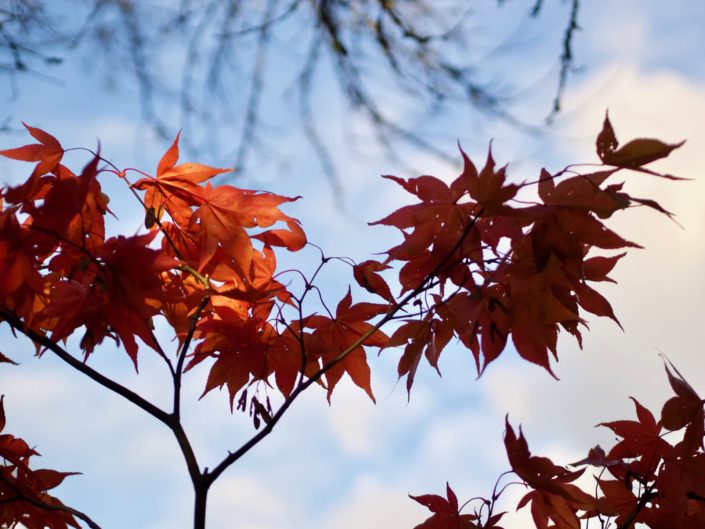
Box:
[148,328,176,377]
[218,0,301,38]
[173,295,210,419]
[118,0,169,139]
[169,419,202,487]
[296,35,344,204]
[0,308,171,425]
[0,307,204,490]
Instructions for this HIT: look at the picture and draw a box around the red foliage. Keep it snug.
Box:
[0,115,691,527]
[410,483,487,529]
[0,397,79,529]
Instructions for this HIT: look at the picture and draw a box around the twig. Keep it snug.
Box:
[234,0,278,172]
[173,295,210,419]
[548,0,580,120]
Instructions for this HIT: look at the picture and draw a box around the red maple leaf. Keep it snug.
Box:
[600,397,671,481]
[353,259,394,302]
[371,172,482,293]
[0,397,80,529]
[504,417,594,528]
[659,360,704,458]
[596,112,686,174]
[386,314,454,395]
[0,123,64,175]
[0,209,44,303]
[132,131,231,225]
[194,309,270,407]
[40,232,179,365]
[410,483,480,529]
[306,288,388,401]
[460,145,518,215]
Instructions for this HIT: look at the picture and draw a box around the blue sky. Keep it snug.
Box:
[1,1,704,528]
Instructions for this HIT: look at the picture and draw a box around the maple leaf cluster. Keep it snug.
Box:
[0,124,176,364]
[412,363,705,529]
[0,116,680,404]
[0,123,392,413]
[363,114,683,391]
[0,115,685,527]
[0,396,79,529]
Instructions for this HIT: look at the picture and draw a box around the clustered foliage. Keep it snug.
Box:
[0,397,80,529]
[412,359,705,529]
[0,116,698,529]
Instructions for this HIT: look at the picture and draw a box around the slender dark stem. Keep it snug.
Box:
[169,419,202,487]
[234,0,278,171]
[173,295,210,419]
[548,0,580,119]
[616,482,656,529]
[149,328,176,376]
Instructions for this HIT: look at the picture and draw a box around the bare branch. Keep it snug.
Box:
[0,308,171,424]
[548,0,580,120]
[1,1,583,196]
[234,0,278,172]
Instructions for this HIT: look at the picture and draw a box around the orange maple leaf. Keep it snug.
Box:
[306,288,388,401]
[191,183,305,274]
[0,123,64,175]
[133,131,231,226]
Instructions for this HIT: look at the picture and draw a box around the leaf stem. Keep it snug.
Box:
[173,295,210,419]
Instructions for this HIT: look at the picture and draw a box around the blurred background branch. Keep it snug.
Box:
[0,0,582,199]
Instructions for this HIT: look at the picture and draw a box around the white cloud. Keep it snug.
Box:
[318,475,423,529]
[326,381,382,457]
[587,12,649,66]
[207,474,301,529]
